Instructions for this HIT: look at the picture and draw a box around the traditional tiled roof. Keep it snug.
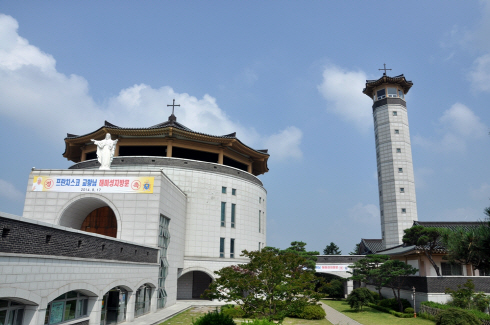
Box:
[63,114,270,175]
[359,238,383,255]
[414,221,483,231]
[65,117,237,140]
[363,74,413,98]
[375,221,485,256]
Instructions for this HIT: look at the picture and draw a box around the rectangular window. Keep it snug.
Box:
[258,242,261,251]
[259,197,261,203]
[232,188,236,195]
[401,208,406,213]
[231,204,236,228]
[392,111,398,116]
[377,88,386,100]
[230,238,235,258]
[221,202,226,227]
[259,210,261,233]
[220,238,225,258]
[398,89,404,99]
[400,188,405,193]
[388,87,397,97]
[396,148,401,153]
[222,186,227,194]
[441,263,462,276]
[395,129,400,134]
[398,168,403,173]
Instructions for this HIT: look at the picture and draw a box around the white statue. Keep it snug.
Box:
[91,133,118,170]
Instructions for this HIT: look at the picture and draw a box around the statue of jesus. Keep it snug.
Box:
[91,133,118,170]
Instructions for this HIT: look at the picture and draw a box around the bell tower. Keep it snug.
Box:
[363,70,418,249]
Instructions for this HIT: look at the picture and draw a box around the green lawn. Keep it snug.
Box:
[159,307,334,325]
[322,300,434,325]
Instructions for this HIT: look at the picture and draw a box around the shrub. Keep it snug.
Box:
[378,298,411,311]
[300,305,326,320]
[346,288,374,311]
[322,279,344,299]
[435,308,480,325]
[192,310,236,325]
[242,319,275,325]
[221,305,245,318]
[404,307,414,314]
[368,304,413,318]
[369,290,380,301]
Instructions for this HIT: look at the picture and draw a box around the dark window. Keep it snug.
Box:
[388,88,397,98]
[220,238,225,258]
[85,151,97,160]
[223,156,248,172]
[377,89,386,100]
[231,204,236,228]
[119,146,167,157]
[221,202,226,227]
[441,263,462,276]
[230,239,235,258]
[232,188,236,195]
[222,187,226,194]
[172,147,218,163]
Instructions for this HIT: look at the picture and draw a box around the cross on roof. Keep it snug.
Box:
[379,63,392,76]
[167,99,180,115]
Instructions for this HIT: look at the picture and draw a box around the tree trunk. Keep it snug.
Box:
[424,250,441,276]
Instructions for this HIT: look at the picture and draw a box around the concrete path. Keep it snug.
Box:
[320,302,363,325]
[131,300,226,325]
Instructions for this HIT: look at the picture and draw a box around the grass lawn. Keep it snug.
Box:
[159,307,334,325]
[322,300,434,325]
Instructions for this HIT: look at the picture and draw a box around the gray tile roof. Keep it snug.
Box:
[360,238,383,254]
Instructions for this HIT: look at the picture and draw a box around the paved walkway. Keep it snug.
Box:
[321,302,363,325]
[131,300,226,325]
[131,300,362,325]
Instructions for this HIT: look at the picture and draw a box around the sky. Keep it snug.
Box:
[1,1,490,254]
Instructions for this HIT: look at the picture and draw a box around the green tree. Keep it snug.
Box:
[323,242,341,255]
[346,288,374,311]
[279,241,319,271]
[204,248,320,321]
[349,243,360,255]
[348,254,390,297]
[377,259,418,312]
[445,279,490,312]
[402,225,442,276]
[440,208,490,274]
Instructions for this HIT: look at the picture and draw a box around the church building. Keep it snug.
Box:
[0,107,269,325]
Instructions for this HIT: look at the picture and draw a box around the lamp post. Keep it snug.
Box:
[412,286,416,318]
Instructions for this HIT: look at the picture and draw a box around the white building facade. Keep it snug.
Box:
[0,114,269,325]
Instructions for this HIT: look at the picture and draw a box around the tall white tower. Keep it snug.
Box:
[363,72,418,249]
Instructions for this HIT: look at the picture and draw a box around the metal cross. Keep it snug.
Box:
[167,99,180,115]
[379,63,392,76]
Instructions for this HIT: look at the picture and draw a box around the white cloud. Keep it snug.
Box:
[263,126,303,161]
[317,65,373,133]
[0,179,23,201]
[413,103,487,152]
[469,54,490,92]
[0,14,302,161]
[347,203,379,224]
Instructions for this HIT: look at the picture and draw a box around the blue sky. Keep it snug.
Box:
[1,1,490,254]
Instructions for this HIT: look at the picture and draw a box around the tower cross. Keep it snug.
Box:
[167,99,180,115]
[379,63,392,76]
